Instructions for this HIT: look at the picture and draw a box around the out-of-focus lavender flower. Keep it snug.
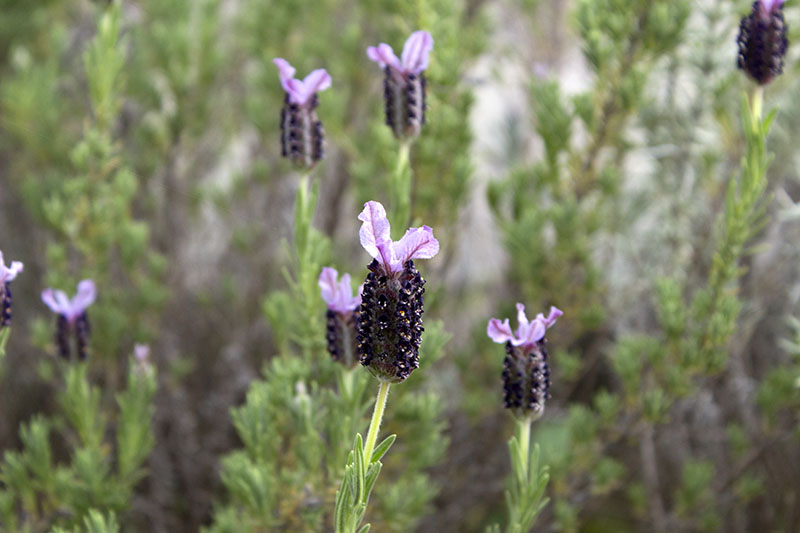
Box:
[274,58,331,168]
[133,343,153,376]
[367,30,433,139]
[488,304,562,419]
[356,201,438,383]
[737,0,789,85]
[41,280,96,360]
[0,251,23,329]
[319,267,362,367]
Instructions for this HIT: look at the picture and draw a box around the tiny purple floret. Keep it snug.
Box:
[367,30,434,78]
[41,279,97,324]
[273,58,331,106]
[760,0,786,15]
[487,303,562,352]
[319,267,362,313]
[358,201,439,274]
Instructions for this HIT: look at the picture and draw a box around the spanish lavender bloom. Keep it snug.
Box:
[274,58,331,168]
[41,280,96,361]
[319,267,362,367]
[487,304,562,419]
[367,30,433,140]
[356,201,439,383]
[737,0,789,85]
[0,251,23,329]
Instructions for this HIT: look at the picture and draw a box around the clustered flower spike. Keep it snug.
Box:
[737,0,789,85]
[41,280,96,360]
[356,201,439,383]
[319,267,362,368]
[0,251,24,329]
[367,30,434,140]
[274,58,331,168]
[487,304,562,419]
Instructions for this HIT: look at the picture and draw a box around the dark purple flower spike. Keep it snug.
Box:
[488,304,562,419]
[0,251,23,329]
[737,0,789,85]
[41,279,96,361]
[274,58,332,169]
[356,201,439,383]
[367,30,433,140]
[319,267,362,368]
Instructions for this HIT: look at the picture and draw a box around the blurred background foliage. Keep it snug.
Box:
[0,0,799,531]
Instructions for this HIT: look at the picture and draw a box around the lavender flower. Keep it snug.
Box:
[367,30,433,140]
[356,201,439,383]
[488,304,562,419]
[0,251,24,329]
[274,58,331,168]
[737,0,789,85]
[41,280,97,360]
[319,267,362,368]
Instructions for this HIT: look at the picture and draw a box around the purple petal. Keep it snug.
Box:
[400,31,433,74]
[515,319,545,347]
[543,306,563,327]
[7,261,23,280]
[487,318,514,344]
[393,225,439,265]
[41,288,68,315]
[301,69,331,101]
[760,0,784,13]
[318,267,340,306]
[358,201,392,260]
[366,43,402,71]
[273,58,296,93]
[70,279,97,318]
[515,303,530,330]
[376,240,396,272]
[134,343,150,363]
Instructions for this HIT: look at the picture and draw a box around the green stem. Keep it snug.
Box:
[518,416,532,478]
[751,85,763,122]
[363,381,391,464]
[390,141,412,234]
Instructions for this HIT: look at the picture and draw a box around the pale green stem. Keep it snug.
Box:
[363,381,391,464]
[518,416,532,478]
[390,141,412,234]
[752,85,764,122]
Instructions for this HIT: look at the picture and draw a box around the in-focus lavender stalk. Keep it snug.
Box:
[737,0,789,85]
[367,30,433,140]
[0,251,24,329]
[41,280,97,360]
[356,200,439,383]
[274,58,331,168]
[488,304,562,419]
[319,267,363,368]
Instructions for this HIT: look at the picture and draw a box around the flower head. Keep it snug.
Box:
[488,303,562,419]
[356,201,438,383]
[273,58,331,107]
[274,58,331,168]
[737,0,789,85]
[41,280,96,360]
[0,251,23,328]
[358,201,439,275]
[367,31,433,139]
[320,267,362,368]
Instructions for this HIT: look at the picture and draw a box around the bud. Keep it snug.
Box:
[0,251,23,329]
[274,58,331,169]
[488,304,562,419]
[41,279,97,361]
[737,0,789,85]
[367,30,434,140]
[355,201,439,383]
